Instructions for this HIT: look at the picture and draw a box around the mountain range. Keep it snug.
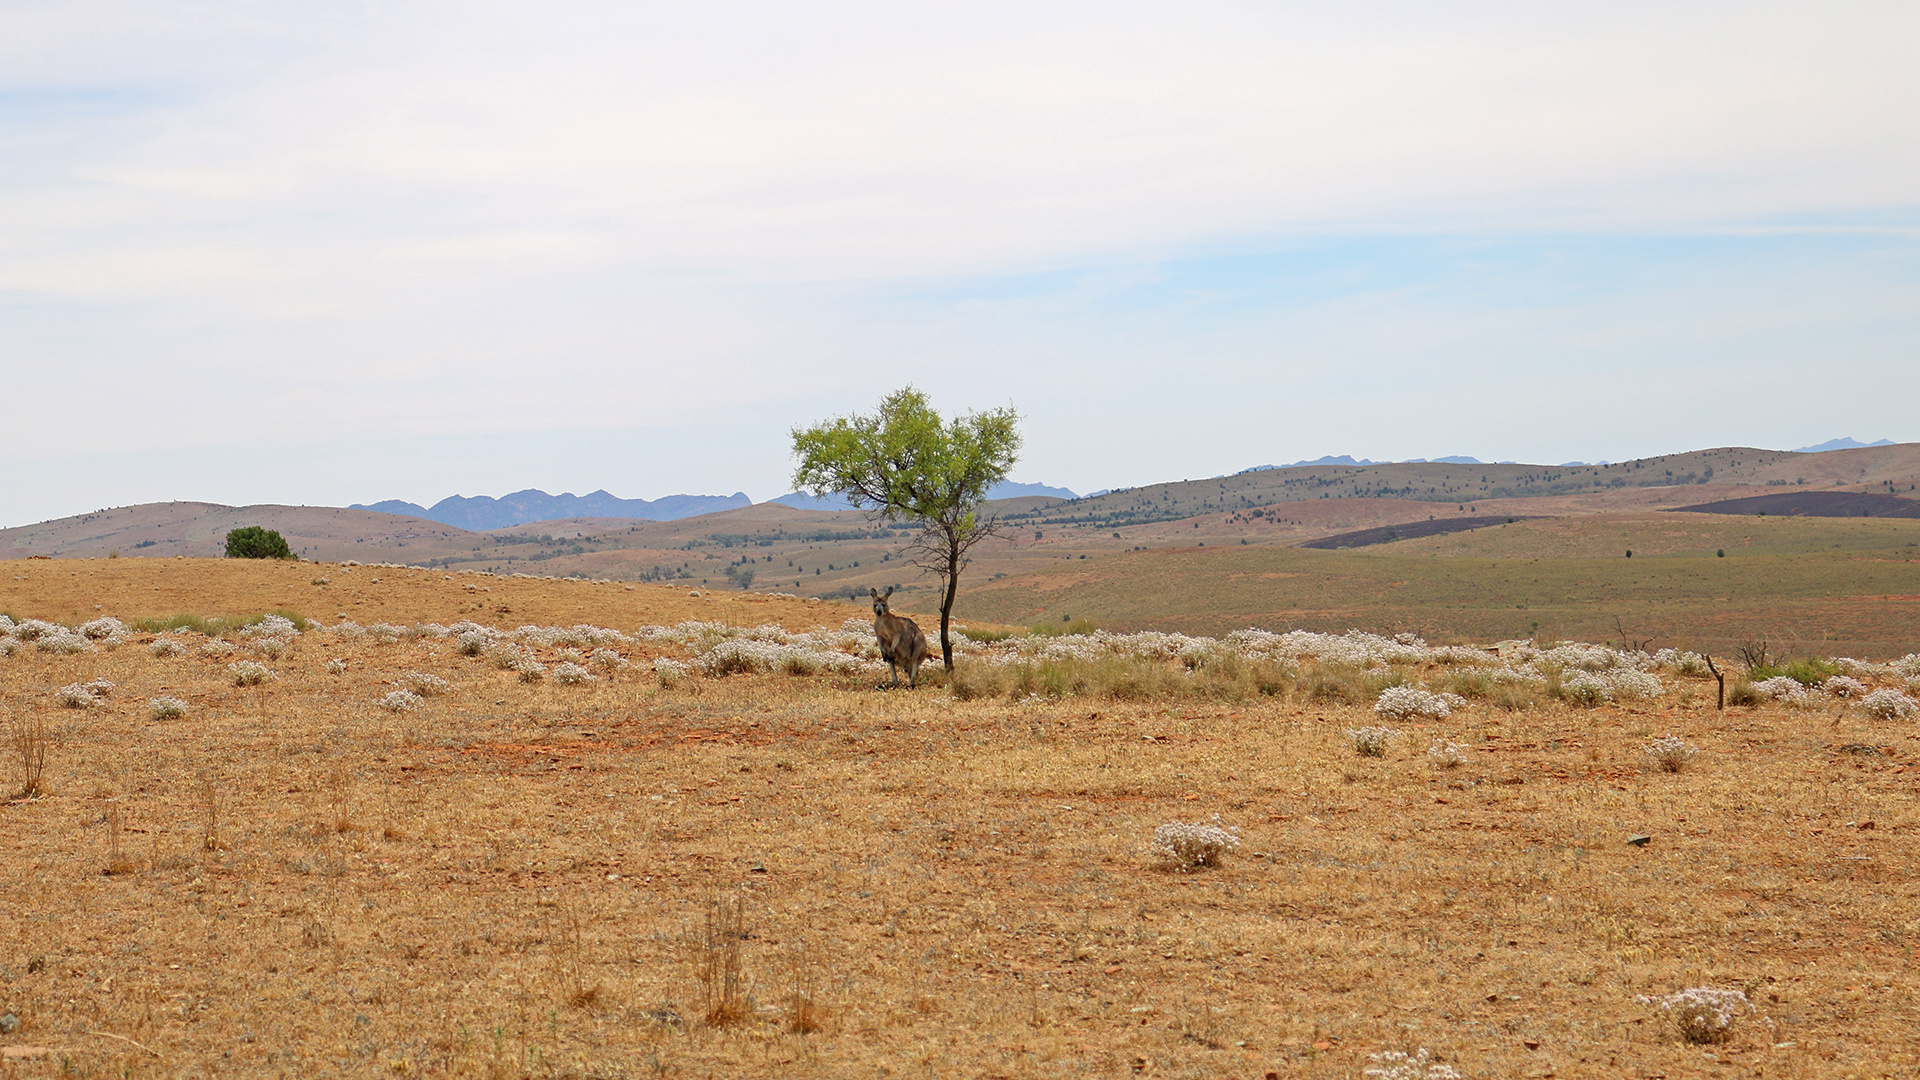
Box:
[353,481,1079,530]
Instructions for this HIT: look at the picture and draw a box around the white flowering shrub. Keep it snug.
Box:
[84,678,115,697]
[454,630,492,656]
[1427,742,1468,768]
[326,658,347,675]
[516,660,547,683]
[55,683,98,708]
[1822,675,1867,698]
[1374,686,1454,720]
[1890,653,1920,679]
[198,640,235,659]
[79,616,125,642]
[1364,1048,1462,1080]
[10,619,58,641]
[148,697,189,720]
[0,638,18,658]
[1641,735,1699,773]
[1752,676,1810,702]
[1537,642,1629,672]
[250,635,292,659]
[552,662,595,686]
[228,661,273,687]
[1150,817,1241,871]
[1346,726,1400,757]
[1607,670,1664,701]
[1653,648,1710,676]
[149,636,184,657]
[1860,688,1918,721]
[1559,671,1613,705]
[654,657,689,687]
[589,647,625,672]
[379,690,424,713]
[488,643,538,671]
[244,614,300,638]
[1637,987,1754,1044]
[37,628,92,654]
[402,671,449,696]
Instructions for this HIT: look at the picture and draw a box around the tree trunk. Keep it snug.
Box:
[938,531,960,671]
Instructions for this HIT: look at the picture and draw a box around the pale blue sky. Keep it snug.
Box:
[2,1,1915,526]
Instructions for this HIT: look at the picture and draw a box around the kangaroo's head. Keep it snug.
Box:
[870,586,894,618]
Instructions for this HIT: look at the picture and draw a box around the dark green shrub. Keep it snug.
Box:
[225,526,295,560]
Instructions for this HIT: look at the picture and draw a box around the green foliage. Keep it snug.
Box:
[225,526,295,560]
[791,387,1020,523]
[1748,657,1840,686]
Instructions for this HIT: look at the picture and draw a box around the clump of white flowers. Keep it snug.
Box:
[198,640,235,659]
[488,644,538,671]
[1822,675,1866,698]
[1860,688,1918,721]
[589,647,625,672]
[1374,686,1457,720]
[1364,1048,1462,1080]
[149,636,184,657]
[1427,741,1468,768]
[228,661,273,687]
[1559,671,1613,705]
[1150,817,1241,871]
[454,630,492,657]
[55,683,99,708]
[401,671,448,696]
[10,619,59,641]
[1641,735,1699,773]
[79,617,126,645]
[148,697,189,720]
[37,628,92,654]
[552,662,595,686]
[1637,987,1755,1044]
[516,660,547,683]
[654,657,688,688]
[379,690,424,713]
[325,658,347,675]
[1752,676,1818,707]
[1346,726,1401,757]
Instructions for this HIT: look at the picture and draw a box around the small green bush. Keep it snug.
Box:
[1748,658,1839,686]
[225,526,295,560]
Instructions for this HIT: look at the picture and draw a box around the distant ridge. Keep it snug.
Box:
[352,489,751,530]
[768,480,1077,512]
[1239,454,1482,473]
[1792,437,1896,453]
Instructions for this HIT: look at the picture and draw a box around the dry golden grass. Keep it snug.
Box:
[0,560,1915,1077]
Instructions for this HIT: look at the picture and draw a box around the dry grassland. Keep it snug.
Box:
[0,562,1916,1079]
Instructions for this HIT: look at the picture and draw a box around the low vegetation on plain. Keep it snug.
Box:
[0,559,1914,1077]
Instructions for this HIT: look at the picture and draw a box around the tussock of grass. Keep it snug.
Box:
[952,653,1291,702]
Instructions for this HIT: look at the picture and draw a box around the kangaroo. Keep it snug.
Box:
[870,586,933,689]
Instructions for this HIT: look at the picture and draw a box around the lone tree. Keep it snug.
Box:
[225,526,295,560]
[790,387,1020,672]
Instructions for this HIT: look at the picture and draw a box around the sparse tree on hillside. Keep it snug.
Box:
[225,526,295,560]
[790,387,1020,672]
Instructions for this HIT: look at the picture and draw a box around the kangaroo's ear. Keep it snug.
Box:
[883,586,894,598]
[869,587,880,599]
